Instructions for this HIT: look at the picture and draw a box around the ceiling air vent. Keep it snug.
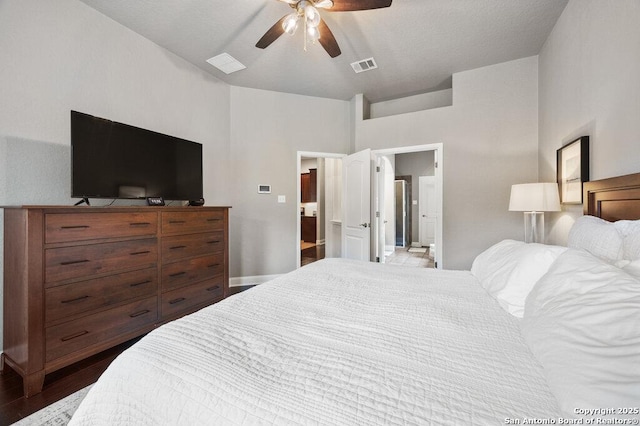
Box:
[351,57,378,73]
[206,53,246,75]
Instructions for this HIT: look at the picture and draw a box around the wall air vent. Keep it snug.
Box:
[351,57,378,73]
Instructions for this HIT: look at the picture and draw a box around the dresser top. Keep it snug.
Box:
[2,205,231,212]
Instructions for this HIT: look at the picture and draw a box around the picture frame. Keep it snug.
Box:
[556,136,589,204]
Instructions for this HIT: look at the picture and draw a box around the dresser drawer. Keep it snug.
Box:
[161,210,225,235]
[161,253,224,291]
[161,231,224,262]
[46,212,157,244]
[46,267,158,324]
[161,276,224,319]
[45,238,158,284]
[45,296,157,362]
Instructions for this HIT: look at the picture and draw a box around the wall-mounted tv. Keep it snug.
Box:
[71,111,203,201]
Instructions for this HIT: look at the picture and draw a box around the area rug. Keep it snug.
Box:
[408,247,427,253]
[12,385,92,426]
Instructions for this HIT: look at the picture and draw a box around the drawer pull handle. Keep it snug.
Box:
[129,250,151,256]
[129,309,151,318]
[130,280,151,287]
[129,222,151,227]
[169,271,186,278]
[61,330,89,342]
[60,225,90,230]
[207,218,221,222]
[170,245,187,250]
[61,295,89,304]
[169,220,186,224]
[169,297,185,305]
[207,285,220,292]
[208,263,220,268]
[207,240,221,244]
[60,259,89,266]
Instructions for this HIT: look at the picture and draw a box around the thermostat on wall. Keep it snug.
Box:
[258,185,271,194]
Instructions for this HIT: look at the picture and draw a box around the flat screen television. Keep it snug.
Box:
[71,111,203,201]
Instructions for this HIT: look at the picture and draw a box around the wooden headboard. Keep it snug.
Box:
[583,172,640,220]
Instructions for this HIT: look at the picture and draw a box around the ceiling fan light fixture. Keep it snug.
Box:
[304,4,321,27]
[282,12,300,35]
[307,25,320,41]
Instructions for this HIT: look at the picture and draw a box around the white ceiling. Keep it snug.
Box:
[78,0,568,103]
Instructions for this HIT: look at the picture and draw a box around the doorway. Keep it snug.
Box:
[373,144,443,269]
[297,152,345,268]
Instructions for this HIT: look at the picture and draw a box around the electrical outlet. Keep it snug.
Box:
[277,195,286,203]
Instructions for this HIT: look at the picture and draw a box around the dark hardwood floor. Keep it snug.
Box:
[0,285,253,425]
[0,338,140,425]
[301,244,325,266]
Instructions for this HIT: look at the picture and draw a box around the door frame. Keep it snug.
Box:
[372,143,444,268]
[296,151,346,268]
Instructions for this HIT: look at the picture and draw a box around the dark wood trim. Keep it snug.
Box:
[584,172,640,220]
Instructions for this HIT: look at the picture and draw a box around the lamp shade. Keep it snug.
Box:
[509,183,561,212]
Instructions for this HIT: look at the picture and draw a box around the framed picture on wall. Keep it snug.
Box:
[557,136,589,204]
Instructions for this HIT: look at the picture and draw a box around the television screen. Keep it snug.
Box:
[71,111,203,200]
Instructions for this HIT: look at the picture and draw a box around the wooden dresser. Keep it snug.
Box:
[1,206,230,397]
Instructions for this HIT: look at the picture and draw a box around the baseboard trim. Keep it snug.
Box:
[230,274,282,287]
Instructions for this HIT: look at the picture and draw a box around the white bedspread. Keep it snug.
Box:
[69,258,559,425]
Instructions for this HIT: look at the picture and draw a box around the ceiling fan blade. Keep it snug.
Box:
[256,15,287,49]
[327,0,392,12]
[318,19,341,58]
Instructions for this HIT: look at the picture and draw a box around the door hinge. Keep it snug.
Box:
[435,161,438,168]
[376,166,380,172]
[376,256,380,262]
[435,261,438,268]
[375,211,380,218]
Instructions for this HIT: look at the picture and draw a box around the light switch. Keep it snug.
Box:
[412,200,418,205]
[277,195,286,203]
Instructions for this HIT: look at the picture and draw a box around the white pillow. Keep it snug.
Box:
[567,215,623,263]
[622,259,640,279]
[614,219,640,260]
[471,240,566,317]
[522,249,640,416]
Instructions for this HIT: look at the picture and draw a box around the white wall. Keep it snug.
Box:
[0,0,231,348]
[229,86,350,278]
[355,57,540,269]
[370,89,453,119]
[539,0,640,245]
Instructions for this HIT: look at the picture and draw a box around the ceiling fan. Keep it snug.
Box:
[256,0,393,58]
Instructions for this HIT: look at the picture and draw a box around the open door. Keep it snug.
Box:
[341,149,371,261]
[419,176,436,247]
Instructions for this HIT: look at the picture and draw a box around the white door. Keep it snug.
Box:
[419,176,436,246]
[342,149,371,261]
[375,156,386,263]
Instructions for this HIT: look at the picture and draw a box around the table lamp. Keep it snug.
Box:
[509,183,561,243]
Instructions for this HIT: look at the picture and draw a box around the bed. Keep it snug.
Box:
[69,174,640,425]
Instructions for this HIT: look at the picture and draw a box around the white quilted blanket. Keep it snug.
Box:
[69,258,559,425]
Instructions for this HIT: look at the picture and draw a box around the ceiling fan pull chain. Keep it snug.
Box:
[304,15,308,51]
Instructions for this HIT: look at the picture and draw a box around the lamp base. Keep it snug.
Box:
[524,212,544,244]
